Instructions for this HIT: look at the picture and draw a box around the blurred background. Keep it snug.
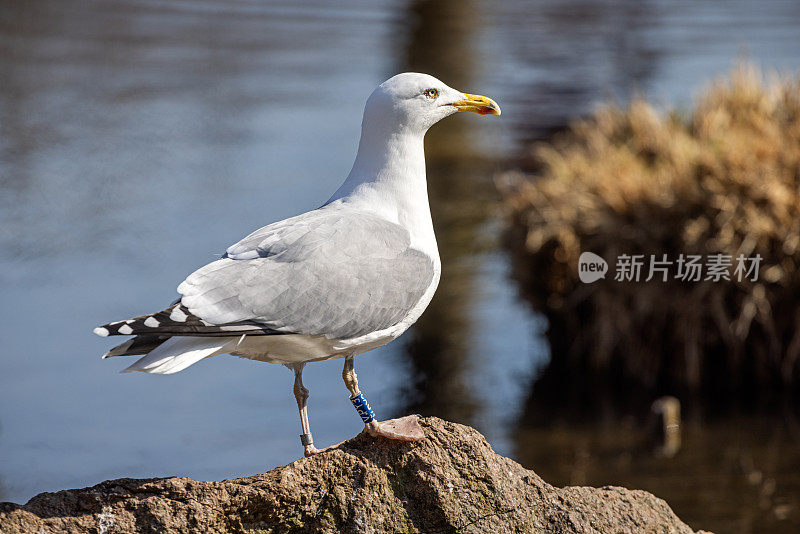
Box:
[1,1,799,532]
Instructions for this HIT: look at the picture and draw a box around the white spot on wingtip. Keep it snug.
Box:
[144,317,160,327]
[170,307,188,322]
[118,324,133,335]
[94,327,109,337]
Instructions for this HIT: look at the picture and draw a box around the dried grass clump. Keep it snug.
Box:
[499,64,800,397]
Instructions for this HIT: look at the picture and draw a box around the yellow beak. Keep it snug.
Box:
[449,93,501,115]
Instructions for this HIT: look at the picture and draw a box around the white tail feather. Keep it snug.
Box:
[122,336,235,374]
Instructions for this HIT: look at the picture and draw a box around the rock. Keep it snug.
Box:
[0,417,701,533]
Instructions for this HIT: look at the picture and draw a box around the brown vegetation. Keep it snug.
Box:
[498,64,800,403]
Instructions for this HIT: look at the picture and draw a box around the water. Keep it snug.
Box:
[1,1,799,532]
[516,413,800,534]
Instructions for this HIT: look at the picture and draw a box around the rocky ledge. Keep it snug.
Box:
[0,417,700,533]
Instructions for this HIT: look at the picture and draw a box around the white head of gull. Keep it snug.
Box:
[94,73,500,455]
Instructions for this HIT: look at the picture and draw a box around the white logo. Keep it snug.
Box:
[579,252,761,283]
[578,252,608,283]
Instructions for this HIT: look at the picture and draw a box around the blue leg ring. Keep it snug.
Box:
[350,392,375,424]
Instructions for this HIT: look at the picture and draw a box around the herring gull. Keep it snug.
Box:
[94,72,500,455]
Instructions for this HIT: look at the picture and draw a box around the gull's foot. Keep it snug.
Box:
[365,415,425,441]
[303,442,346,457]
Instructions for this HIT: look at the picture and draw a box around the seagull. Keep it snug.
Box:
[94,73,500,456]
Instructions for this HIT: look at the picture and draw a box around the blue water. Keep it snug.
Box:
[1,0,799,508]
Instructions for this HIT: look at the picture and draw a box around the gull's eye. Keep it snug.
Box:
[425,88,439,99]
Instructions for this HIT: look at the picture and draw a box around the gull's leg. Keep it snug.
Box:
[292,363,319,457]
[342,356,424,441]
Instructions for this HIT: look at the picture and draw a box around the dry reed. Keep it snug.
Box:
[499,63,800,398]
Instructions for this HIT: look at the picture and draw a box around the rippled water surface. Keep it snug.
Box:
[1,1,799,532]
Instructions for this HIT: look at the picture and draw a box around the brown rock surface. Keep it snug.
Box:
[0,417,702,533]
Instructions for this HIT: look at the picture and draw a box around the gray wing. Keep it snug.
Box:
[177,206,435,340]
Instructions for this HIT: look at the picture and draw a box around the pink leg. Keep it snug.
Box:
[293,364,319,457]
[342,356,424,441]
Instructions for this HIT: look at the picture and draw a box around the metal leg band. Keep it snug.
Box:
[350,392,376,424]
[300,433,314,446]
